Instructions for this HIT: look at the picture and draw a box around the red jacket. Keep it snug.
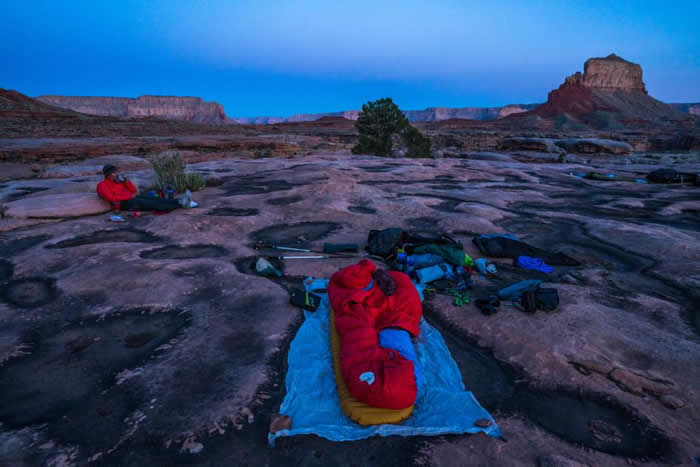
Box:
[97,178,137,204]
[329,259,422,409]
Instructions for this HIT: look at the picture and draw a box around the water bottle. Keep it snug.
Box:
[167,186,174,199]
[416,263,453,284]
[407,254,444,268]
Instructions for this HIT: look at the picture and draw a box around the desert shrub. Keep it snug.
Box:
[185,172,206,191]
[148,152,206,192]
[352,97,431,157]
[148,151,186,192]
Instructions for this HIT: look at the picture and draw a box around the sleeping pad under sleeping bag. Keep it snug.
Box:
[328,259,422,410]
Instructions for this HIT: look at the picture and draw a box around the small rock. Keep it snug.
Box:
[569,358,614,376]
[538,454,590,467]
[659,394,685,409]
[30,164,41,173]
[474,418,492,428]
[269,414,292,433]
[205,175,224,187]
[609,368,645,395]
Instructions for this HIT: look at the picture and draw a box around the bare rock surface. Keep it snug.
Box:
[3,192,110,218]
[0,153,698,466]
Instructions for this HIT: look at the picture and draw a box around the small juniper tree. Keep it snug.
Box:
[352,97,431,157]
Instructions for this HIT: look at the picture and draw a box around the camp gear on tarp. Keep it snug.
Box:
[290,289,322,311]
[281,255,332,260]
[535,288,560,311]
[378,328,423,393]
[474,258,497,275]
[473,235,580,266]
[329,307,414,425]
[498,279,542,301]
[255,241,311,252]
[416,264,453,284]
[268,277,501,445]
[398,253,445,269]
[413,243,473,267]
[366,228,462,259]
[521,290,537,313]
[256,257,283,277]
[516,256,554,273]
[366,228,405,258]
[449,289,470,306]
[475,295,500,315]
[329,260,422,409]
[323,243,359,254]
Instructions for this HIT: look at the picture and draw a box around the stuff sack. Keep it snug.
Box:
[366,228,404,258]
[521,290,537,313]
[290,289,321,311]
[535,288,559,312]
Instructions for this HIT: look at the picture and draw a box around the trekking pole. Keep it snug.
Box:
[254,241,311,252]
[280,255,331,260]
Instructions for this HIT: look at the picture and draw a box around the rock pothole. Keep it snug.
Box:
[207,207,259,217]
[2,277,59,308]
[250,222,341,249]
[0,306,191,429]
[139,244,228,260]
[46,229,162,249]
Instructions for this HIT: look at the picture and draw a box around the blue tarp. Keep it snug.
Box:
[268,277,501,445]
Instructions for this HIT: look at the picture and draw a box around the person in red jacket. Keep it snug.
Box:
[97,164,193,212]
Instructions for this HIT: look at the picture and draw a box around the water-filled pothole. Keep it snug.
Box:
[46,229,162,249]
[2,277,58,308]
[0,234,52,257]
[348,205,376,214]
[139,244,228,260]
[250,222,341,249]
[207,207,259,217]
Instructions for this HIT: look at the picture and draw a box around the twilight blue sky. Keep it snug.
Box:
[2,0,699,117]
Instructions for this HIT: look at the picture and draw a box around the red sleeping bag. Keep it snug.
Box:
[328,259,422,410]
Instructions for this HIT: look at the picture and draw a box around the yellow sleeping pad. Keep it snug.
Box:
[329,307,414,426]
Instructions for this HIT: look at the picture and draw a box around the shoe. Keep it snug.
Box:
[178,189,192,208]
[189,200,199,208]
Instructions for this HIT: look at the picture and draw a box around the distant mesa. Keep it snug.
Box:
[527,53,690,128]
[36,95,231,125]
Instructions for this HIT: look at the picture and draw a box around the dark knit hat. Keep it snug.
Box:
[102,164,118,176]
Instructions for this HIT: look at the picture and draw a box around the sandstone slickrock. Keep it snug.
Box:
[37,95,232,125]
[3,193,110,218]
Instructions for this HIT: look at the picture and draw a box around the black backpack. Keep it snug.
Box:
[535,288,559,312]
[366,228,404,258]
[521,290,537,313]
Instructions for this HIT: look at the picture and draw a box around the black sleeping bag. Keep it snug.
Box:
[472,235,580,266]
